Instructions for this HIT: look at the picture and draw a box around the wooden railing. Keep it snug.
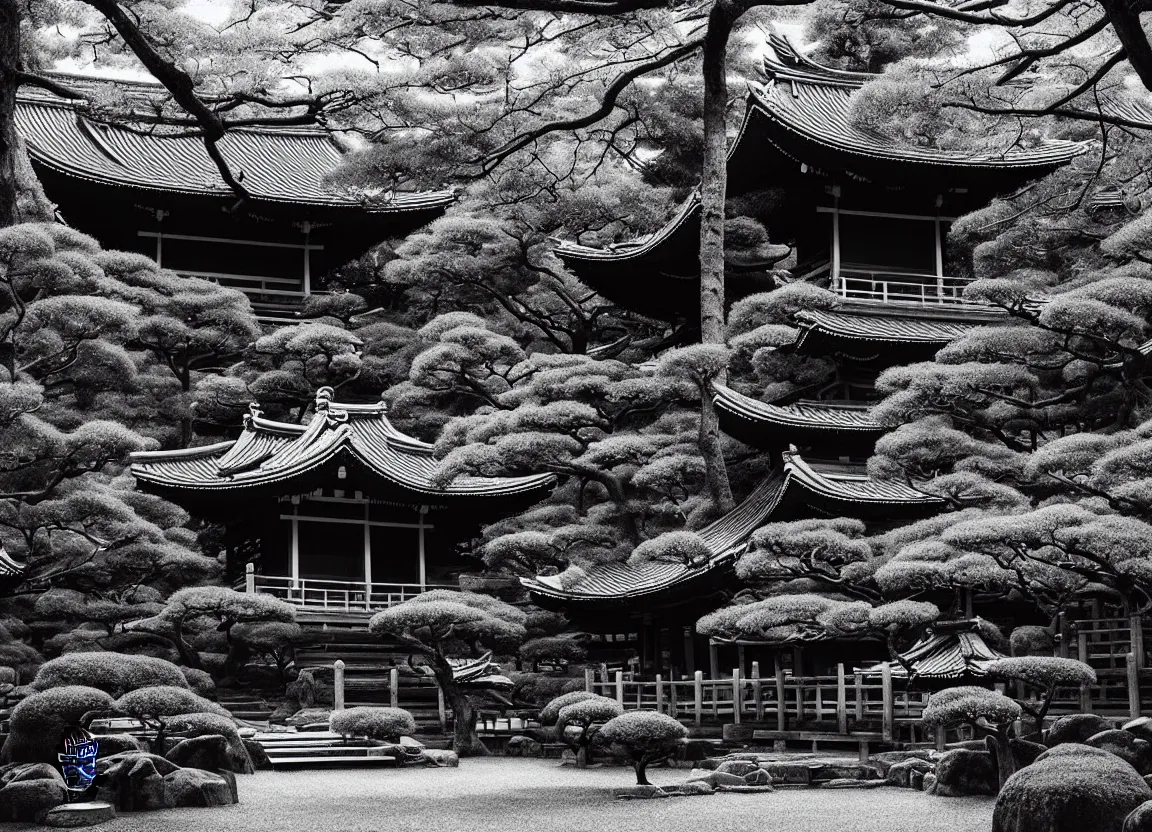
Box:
[244,566,455,611]
[582,662,925,741]
[833,268,976,306]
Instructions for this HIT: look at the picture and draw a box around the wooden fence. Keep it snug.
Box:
[582,661,929,742]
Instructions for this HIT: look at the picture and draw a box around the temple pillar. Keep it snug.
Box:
[683,627,695,676]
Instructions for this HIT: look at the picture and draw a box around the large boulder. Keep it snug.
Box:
[994,744,1152,832]
[870,750,935,776]
[716,760,760,777]
[1046,714,1113,747]
[1126,719,1152,744]
[1087,730,1152,776]
[422,749,459,767]
[284,707,331,729]
[165,735,236,773]
[930,748,997,797]
[506,736,542,758]
[887,758,936,787]
[686,770,747,788]
[162,769,233,808]
[95,754,172,812]
[1125,801,1152,832]
[0,777,69,822]
[242,739,273,771]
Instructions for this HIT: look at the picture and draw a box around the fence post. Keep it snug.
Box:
[244,562,256,594]
[775,658,786,732]
[752,661,763,721]
[836,663,847,735]
[655,675,664,714]
[709,643,720,715]
[600,662,609,685]
[615,671,625,708]
[670,678,678,718]
[333,659,345,711]
[1128,652,1141,719]
[854,672,864,721]
[585,667,594,693]
[881,662,894,743]
[437,687,447,732]
[1078,632,1093,712]
[733,669,742,725]
[694,670,703,726]
[389,667,399,709]
[935,724,946,753]
[1057,612,1070,658]
[1131,614,1146,670]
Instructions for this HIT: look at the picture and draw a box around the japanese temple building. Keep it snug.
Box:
[16,77,453,321]
[524,38,1085,677]
[131,388,554,618]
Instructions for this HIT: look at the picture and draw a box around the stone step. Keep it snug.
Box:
[264,745,393,758]
[268,755,399,766]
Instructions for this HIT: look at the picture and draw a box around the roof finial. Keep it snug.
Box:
[244,401,263,426]
[315,387,334,411]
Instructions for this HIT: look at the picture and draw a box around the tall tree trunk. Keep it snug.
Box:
[433,664,488,757]
[634,758,651,785]
[699,383,734,513]
[0,0,20,229]
[697,1,736,515]
[986,730,1018,792]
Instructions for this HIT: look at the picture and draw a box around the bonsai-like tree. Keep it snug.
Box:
[368,590,526,756]
[986,657,1098,729]
[329,707,417,745]
[597,711,687,786]
[30,652,189,697]
[921,686,1024,791]
[540,691,623,767]
[114,685,232,754]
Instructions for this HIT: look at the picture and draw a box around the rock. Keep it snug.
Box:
[910,769,926,791]
[1087,730,1152,775]
[933,749,998,797]
[39,801,116,828]
[214,768,239,805]
[886,759,936,788]
[1125,801,1152,832]
[1128,719,1152,744]
[94,754,169,812]
[162,769,233,808]
[423,749,459,768]
[923,773,937,793]
[715,784,775,793]
[822,779,887,789]
[870,750,935,776]
[165,735,234,773]
[815,763,875,782]
[716,760,760,777]
[0,777,69,822]
[693,758,721,771]
[612,785,668,799]
[93,734,145,757]
[760,762,814,785]
[995,744,1151,832]
[686,770,747,788]
[96,751,179,778]
[242,739,273,771]
[744,768,772,786]
[558,749,578,767]
[506,736,543,758]
[284,707,331,728]
[7,763,64,784]
[1047,714,1113,747]
[670,781,714,796]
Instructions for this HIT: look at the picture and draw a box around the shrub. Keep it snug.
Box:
[597,711,687,785]
[2,685,115,763]
[507,673,584,706]
[179,667,216,698]
[555,696,623,766]
[165,712,240,741]
[519,636,587,665]
[986,657,1097,690]
[922,686,1022,729]
[116,686,231,721]
[1010,626,1055,657]
[329,707,416,742]
[539,691,599,726]
[31,652,189,696]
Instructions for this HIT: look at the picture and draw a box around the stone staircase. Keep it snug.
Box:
[293,628,454,735]
[253,731,403,767]
[216,690,274,723]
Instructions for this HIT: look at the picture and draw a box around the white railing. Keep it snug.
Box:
[834,268,975,306]
[244,568,455,611]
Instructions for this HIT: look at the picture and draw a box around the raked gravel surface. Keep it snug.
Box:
[11,758,995,832]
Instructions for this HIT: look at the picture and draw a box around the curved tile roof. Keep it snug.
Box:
[130,388,554,502]
[862,620,1007,679]
[522,470,789,601]
[754,36,1086,171]
[16,94,454,213]
[713,384,882,434]
[553,194,701,264]
[793,307,985,348]
[523,452,944,604]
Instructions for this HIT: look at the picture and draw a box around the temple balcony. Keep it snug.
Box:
[831,266,977,307]
[242,565,458,616]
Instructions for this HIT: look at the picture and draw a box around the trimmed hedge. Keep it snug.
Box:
[3,685,115,763]
[329,707,416,742]
[32,653,189,696]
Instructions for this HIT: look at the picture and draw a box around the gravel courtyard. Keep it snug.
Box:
[13,758,995,832]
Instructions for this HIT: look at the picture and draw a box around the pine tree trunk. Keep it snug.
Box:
[634,758,650,786]
[433,664,488,757]
[0,0,20,229]
[699,1,734,351]
[699,384,734,513]
[986,731,1018,792]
